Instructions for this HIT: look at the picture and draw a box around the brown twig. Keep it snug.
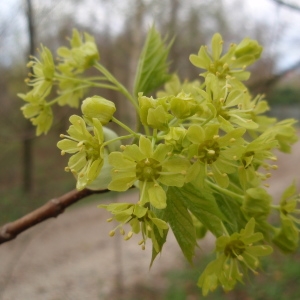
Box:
[0,188,109,245]
[249,59,300,94]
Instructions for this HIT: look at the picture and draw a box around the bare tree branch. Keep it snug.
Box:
[0,188,109,245]
[249,59,300,93]
[272,0,300,12]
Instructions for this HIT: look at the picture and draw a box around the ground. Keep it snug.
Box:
[0,139,299,300]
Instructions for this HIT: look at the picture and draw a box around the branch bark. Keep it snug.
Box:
[0,188,109,245]
[249,59,300,94]
[272,0,300,12]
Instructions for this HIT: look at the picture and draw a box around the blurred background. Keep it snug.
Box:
[0,0,300,299]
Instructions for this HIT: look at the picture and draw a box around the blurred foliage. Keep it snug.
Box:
[269,86,300,106]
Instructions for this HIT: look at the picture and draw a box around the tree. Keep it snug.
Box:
[1,27,299,296]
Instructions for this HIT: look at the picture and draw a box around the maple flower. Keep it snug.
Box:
[238,133,278,189]
[57,29,99,72]
[273,182,300,253]
[190,33,262,81]
[99,202,168,251]
[19,91,53,135]
[198,218,273,295]
[55,73,87,108]
[26,45,55,97]
[203,74,258,130]
[57,115,104,190]
[186,123,245,188]
[108,136,190,209]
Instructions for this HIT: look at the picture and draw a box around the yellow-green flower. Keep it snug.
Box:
[26,45,55,97]
[56,73,87,108]
[57,29,99,72]
[203,74,258,130]
[163,126,190,154]
[273,182,300,253]
[57,115,104,190]
[190,33,262,81]
[238,133,278,189]
[186,124,245,188]
[198,218,273,295]
[99,202,168,251]
[108,136,190,209]
[19,91,53,135]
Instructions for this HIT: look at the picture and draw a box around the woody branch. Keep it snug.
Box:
[0,188,109,245]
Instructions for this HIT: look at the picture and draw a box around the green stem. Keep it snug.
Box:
[55,74,119,91]
[206,180,244,204]
[270,205,280,210]
[102,134,136,148]
[94,62,139,111]
[221,222,230,236]
[111,117,139,136]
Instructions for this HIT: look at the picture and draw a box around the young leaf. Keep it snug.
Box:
[169,184,225,237]
[150,226,168,268]
[133,26,172,96]
[166,187,197,264]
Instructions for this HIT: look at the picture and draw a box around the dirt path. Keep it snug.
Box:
[0,138,299,300]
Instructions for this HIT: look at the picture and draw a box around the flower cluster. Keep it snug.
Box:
[98,202,168,251]
[19,29,299,295]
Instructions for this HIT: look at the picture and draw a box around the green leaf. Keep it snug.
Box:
[166,187,197,264]
[169,184,225,237]
[150,226,168,268]
[133,26,172,96]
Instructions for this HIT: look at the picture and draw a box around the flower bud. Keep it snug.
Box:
[81,96,116,125]
[170,92,200,119]
[234,38,263,60]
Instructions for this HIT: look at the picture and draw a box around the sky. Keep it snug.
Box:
[0,0,300,71]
